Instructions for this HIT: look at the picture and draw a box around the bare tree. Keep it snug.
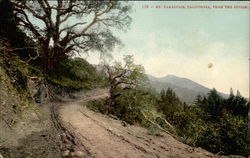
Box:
[12,0,132,74]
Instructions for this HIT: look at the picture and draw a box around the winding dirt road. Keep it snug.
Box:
[54,93,223,158]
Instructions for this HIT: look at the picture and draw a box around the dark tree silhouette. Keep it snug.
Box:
[0,0,17,39]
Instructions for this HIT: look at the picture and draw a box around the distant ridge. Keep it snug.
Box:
[158,75,210,94]
[147,74,228,103]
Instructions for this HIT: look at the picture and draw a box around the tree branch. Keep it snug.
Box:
[27,48,40,62]
[59,22,87,35]
[15,8,44,42]
[96,3,114,17]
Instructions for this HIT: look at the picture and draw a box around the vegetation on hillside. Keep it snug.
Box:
[88,74,250,156]
[159,88,249,156]
[49,57,108,90]
[102,55,148,114]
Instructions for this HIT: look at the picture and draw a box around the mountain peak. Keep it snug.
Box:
[148,74,212,102]
[164,74,177,78]
[148,74,229,103]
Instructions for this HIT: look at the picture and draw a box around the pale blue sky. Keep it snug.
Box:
[86,1,249,97]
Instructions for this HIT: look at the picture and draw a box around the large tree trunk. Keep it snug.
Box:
[43,46,60,75]
[105,87,116,114]
[43,49,58,76]
[105,98,112,114]
[105,86,122,114]
[45,56,57,74]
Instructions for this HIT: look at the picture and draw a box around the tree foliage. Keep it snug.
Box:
[225,90,248,118]
[111,87,157,125]
[169,88,250,156]
[196,88,249,119]
[103,55,147,114]
[199,88,224,119]
[12,0,132,73]
[49,57,107,90]
[158,88,183,119]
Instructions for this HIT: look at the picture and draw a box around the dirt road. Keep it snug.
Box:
[55,93,223,158]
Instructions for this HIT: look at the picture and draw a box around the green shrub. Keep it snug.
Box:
[86,99,106,113]
[110,87,155,125]
[218,112,249,155]
[156,88,249,156]
[157,88,183,120]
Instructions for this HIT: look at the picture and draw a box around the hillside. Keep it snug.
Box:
[0,37,247,157]
[0,54,61,158]
[0,61,226,158]
[148,74,228,103]
[0,46,248,157]
[54,92,225,158]
[0,38,109,157]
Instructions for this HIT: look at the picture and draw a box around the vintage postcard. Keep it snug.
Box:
[0,1,249,157]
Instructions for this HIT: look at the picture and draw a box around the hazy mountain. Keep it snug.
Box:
[157,75,211,94]
[147,74,159,82]
[147,74,228,103]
